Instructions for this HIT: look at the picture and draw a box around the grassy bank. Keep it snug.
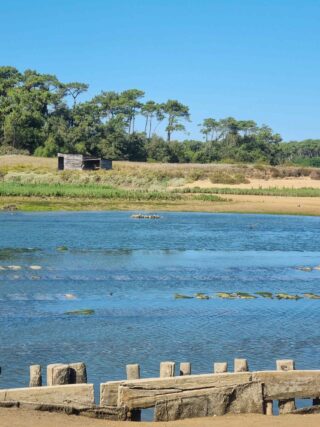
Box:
[0,182,182,201]
[2,155,320,215]
[178,187,320,197]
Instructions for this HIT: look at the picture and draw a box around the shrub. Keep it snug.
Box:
[310,170,320,180]
[0,145,29,155]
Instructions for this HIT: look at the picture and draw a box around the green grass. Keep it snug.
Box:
[177,187,320,197]
[193,194,227,202]
[0,182,182,201]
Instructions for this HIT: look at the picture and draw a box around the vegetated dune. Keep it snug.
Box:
[1,155,320,189]
[2,155,320,216]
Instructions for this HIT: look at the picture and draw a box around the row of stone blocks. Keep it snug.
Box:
[118,358,320,420]
[12,358,320,422]
[29,362,87,387]
[28,358,244,387]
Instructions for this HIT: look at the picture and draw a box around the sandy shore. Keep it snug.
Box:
[1,194,320,216]
[1,408,320,427]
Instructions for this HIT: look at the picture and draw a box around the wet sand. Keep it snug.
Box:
[1,194,320,216]
[1,408,320,427]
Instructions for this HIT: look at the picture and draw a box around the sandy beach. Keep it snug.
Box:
[1,408,320,427]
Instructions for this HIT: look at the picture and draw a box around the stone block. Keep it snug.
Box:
[126,364,140,380]
[276,359,296,414]
[29,365,42,387]
[154,382,264,421]
[252,370,320,400]
[119,372,253,409]
[0,384,94,407]
[100,381,124,407]
[179,362,191,376]
[234,359,248,372]
[214,362,228,374]
[47,362,87,386]
[52,365,71,385]
[160,361,175,378]
[276,359,295,371]
[69,362,87,384]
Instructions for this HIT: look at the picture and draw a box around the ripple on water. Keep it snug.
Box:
[0,212,319,394]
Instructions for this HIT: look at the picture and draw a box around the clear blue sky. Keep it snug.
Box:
[1,0,320,141]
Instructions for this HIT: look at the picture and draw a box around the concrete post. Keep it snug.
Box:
[277,359,296,414]
[214,362,228,373]
[126,364,140,380]
[52,365,72,385]
[29,365,42,387]
[47,364,63,386]
[160,361,175,378]
[47,362,87,386]
[234,359,248,372]
[69,362,87,384]
[179,362,191,376]
[126,364,141,421]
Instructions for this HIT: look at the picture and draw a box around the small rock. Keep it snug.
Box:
[8,265,21,270]
[174,293,194,299]
[303,293,320,300]
[255,292,273,299]
[2,204,18,211]
[131,214,160,219]
[297,266,313,272]
[64,293,77,299]
[195,293,210,300]
[56,246,68,251]
[65,309,95,316]
[217,292,236,299]
[235,292,257,300]
[276,293,302,300]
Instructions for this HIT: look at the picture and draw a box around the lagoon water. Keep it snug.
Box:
[0,211,320,395]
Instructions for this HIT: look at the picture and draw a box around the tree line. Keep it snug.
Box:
[0,66,319,166]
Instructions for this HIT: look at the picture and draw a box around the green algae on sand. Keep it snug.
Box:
[255,292,273,299]
[65,309,95,315]
[174,293,194,299]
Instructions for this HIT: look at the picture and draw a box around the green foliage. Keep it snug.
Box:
[1,65,319,166]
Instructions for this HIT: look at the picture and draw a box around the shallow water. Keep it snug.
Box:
[0,211,319,398]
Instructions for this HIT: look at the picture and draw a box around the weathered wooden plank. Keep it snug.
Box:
[118,372,253,409]
[100,381,124,407]
[0,384,94,407]
[253,370,320,399]
[154,382,264,421]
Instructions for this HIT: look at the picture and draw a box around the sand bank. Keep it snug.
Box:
[1,408,320,427]
[1,194,320,216]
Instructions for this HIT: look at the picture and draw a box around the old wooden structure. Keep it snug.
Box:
[57,153,112,171]
[0,358,319,422]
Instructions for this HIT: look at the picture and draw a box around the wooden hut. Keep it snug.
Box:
[57,154,112,171]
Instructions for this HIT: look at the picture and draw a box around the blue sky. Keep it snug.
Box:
[1,0,320,141]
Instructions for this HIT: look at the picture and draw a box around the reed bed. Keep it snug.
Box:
[177,187,320,197]
[0,182,181,201]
